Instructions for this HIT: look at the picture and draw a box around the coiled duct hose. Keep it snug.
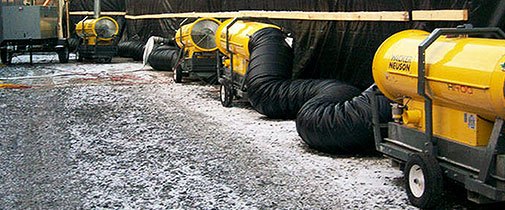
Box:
[296,85,392,154]
[143,36,174,65]
[246,28,392,153]
[147,45,179,71]
[149,36,172,45]
[118,41,145,61]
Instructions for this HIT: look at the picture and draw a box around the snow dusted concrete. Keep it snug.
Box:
[0,55,483,209]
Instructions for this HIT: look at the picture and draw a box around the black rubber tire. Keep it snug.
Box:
[1,50,11,64]
[404,153,443,209]
[58,47,69,63]
[76,51,83,62]
[173,66,183,83]
[220,82,233,107]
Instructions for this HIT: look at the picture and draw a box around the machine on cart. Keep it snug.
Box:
[215,18,280,107]
[75,0,118,63]
[172,17,221,83]
[371,26,505,208]
[0,0,69,64]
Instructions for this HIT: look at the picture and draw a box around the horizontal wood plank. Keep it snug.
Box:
[237,11,409,21]
[69,11,127,16]
[412,10,468,21]
[69,10,469,22]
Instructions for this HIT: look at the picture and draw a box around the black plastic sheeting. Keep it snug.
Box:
[147,45,179,71]
[246,27,392,153]
[70,0,125,12]
[121,0,490,89]
[68,1,505,89]
[117,41,145,61]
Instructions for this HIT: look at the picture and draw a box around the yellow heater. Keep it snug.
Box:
[76,16,119,45]
[215,19,280,76]
[373,29,505,146]
[175,17,222,58]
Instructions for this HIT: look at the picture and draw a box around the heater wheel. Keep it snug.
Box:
[220,82,233,107]
[404,153,443,209]
[58,47,70,63]
[1,50,12,64]
[76,51,83,62]
[173,66,182,83]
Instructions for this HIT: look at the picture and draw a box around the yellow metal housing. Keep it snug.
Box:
[215,19,280,76]
[175,18,221,58]
[76,16,119,45]
[373,29,505,146]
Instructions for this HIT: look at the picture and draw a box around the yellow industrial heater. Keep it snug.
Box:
[76,16,118,46]
[75,16,119,63]
[172,17,221,83]
[371,26,505,208]
[215,18,280,107]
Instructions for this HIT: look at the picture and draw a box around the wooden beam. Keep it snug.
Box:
[238,10,409,21]
[124,11,409,21]
[412,10,468,21]
[68,10,469,22]
[125,12,239,20]
[69,11,127,16]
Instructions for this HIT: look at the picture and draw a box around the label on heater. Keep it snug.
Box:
[464,113,476,130]
[388,55,413,73]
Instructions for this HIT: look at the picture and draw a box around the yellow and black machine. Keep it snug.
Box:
[215,18,280,107]
[173,17,221,83]
[75,0,118,63]
[371,25,505,208]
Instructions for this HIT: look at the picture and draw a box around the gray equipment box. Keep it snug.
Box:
[0,5,58,42]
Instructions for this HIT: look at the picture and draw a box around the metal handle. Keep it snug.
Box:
[225,18,239,81]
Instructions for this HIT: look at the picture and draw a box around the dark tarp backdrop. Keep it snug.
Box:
[69,0,504,88]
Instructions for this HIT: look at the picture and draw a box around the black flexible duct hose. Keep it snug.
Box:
[246,28,360,119]
[246,28,392,153]
[149,36,173,45]
[118,41,145,61]
[147,45,179,71]
[68,37,80,52]
[296,86,392,154]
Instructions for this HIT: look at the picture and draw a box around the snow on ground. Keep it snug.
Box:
[0,54,483,209]
[161,81,411,209]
